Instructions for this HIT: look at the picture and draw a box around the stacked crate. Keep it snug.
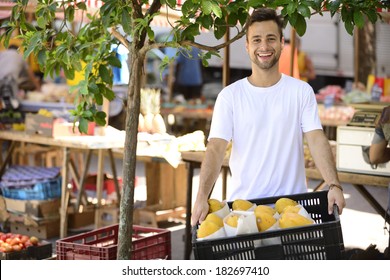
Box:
[0,165,62,239]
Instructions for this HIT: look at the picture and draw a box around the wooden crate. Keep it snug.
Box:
[145,161,187,210]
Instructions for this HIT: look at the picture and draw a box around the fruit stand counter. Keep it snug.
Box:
[0,128,125,238]
[180,151,390,260]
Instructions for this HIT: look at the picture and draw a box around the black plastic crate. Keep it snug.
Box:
[192,190,345,260]
[0,242,52,260]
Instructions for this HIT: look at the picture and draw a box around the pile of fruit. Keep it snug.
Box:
[0,232,40,253]
[138,88,166,134]
[0,110,23,130]
[197,197,314,240]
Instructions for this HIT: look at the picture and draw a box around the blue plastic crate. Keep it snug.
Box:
[0,177,62,200]
[1,165,60,182]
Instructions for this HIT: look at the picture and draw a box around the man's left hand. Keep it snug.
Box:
[327,188,346,215]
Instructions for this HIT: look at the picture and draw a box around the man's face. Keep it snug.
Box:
[245,20,284,70]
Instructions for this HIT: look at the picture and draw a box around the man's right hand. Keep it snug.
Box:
[191,198,209,227]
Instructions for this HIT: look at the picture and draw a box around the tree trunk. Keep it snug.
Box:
[356,21,376,85]
[117,49,145,260]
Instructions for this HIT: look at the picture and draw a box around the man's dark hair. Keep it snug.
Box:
[246,8,284,41]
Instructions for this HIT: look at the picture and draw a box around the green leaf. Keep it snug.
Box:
[95,111,107,126]
[37,17,47,29]
[327,0,340,17]
[48,3,57,12]
[76,2,87,10]
[104,87,116,101]
[146,26,154,41]
[94,92,103,105]
[287,2,297,16]
[78,118,89,134]
[210,2,223,18]
[37,50,46,66]
[165,0,176,7]
[99,64,111,84]
[344,20,354,35]
[365,10,378,24]
[200,15,213,29]
[79,80,89,95]
[66,6,75,23]
[353,10,365,28]
[201,0,213,15]
[121,9,132,35]
[294,14,307,36]
[274,0,291,5]
[214,17,227,40]
[106,55,122,68]
[88,82,100,94]
[288,13,298,26]
[297,4,311,18]
[63,66,75,81]
[181,24,201,41]
[182,0,193,16]
[341,5,348,21]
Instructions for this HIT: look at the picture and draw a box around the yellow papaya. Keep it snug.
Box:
[279,212,314,229]
[197,220,221,238]
[232,199,253,211]
[255,211,277,232]
[275,197,298,214]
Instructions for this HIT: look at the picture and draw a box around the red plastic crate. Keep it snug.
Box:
[56,224,171,260]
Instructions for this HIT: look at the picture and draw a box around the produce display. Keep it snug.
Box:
[304,141,336,169]
[0,232,40,253]
[315,85,345,103]
[317,105,356,122]
[139,88,166,134]
[197,197,315,240]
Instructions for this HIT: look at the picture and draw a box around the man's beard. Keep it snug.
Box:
[251,51,280,70]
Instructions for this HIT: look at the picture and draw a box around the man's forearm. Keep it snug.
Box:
[196,140,228,200]
[306,131,340,185]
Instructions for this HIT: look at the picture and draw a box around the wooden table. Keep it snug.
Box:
[181,151,390,260]
[306,167,390,222]
[0,129,125,238]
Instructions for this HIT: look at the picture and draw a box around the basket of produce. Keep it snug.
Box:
[192,190,344,260]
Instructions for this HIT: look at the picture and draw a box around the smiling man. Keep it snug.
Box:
[191,8,345,226]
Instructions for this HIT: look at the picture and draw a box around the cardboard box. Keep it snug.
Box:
[2,196,60,218]
[10,219,60,239]
[25,113,54,137]
[25,113,95,137]
[67,207,95,229]
[52,121,95,137]
[7,211,60,227]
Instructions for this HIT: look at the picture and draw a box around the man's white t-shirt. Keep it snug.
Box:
[209,74,322,200]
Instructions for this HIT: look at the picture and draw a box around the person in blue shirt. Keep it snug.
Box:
[173,46,203,102]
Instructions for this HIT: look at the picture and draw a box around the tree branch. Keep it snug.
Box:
[110,27,130,49]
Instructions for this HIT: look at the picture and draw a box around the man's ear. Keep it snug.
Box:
[281,37,285,50]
